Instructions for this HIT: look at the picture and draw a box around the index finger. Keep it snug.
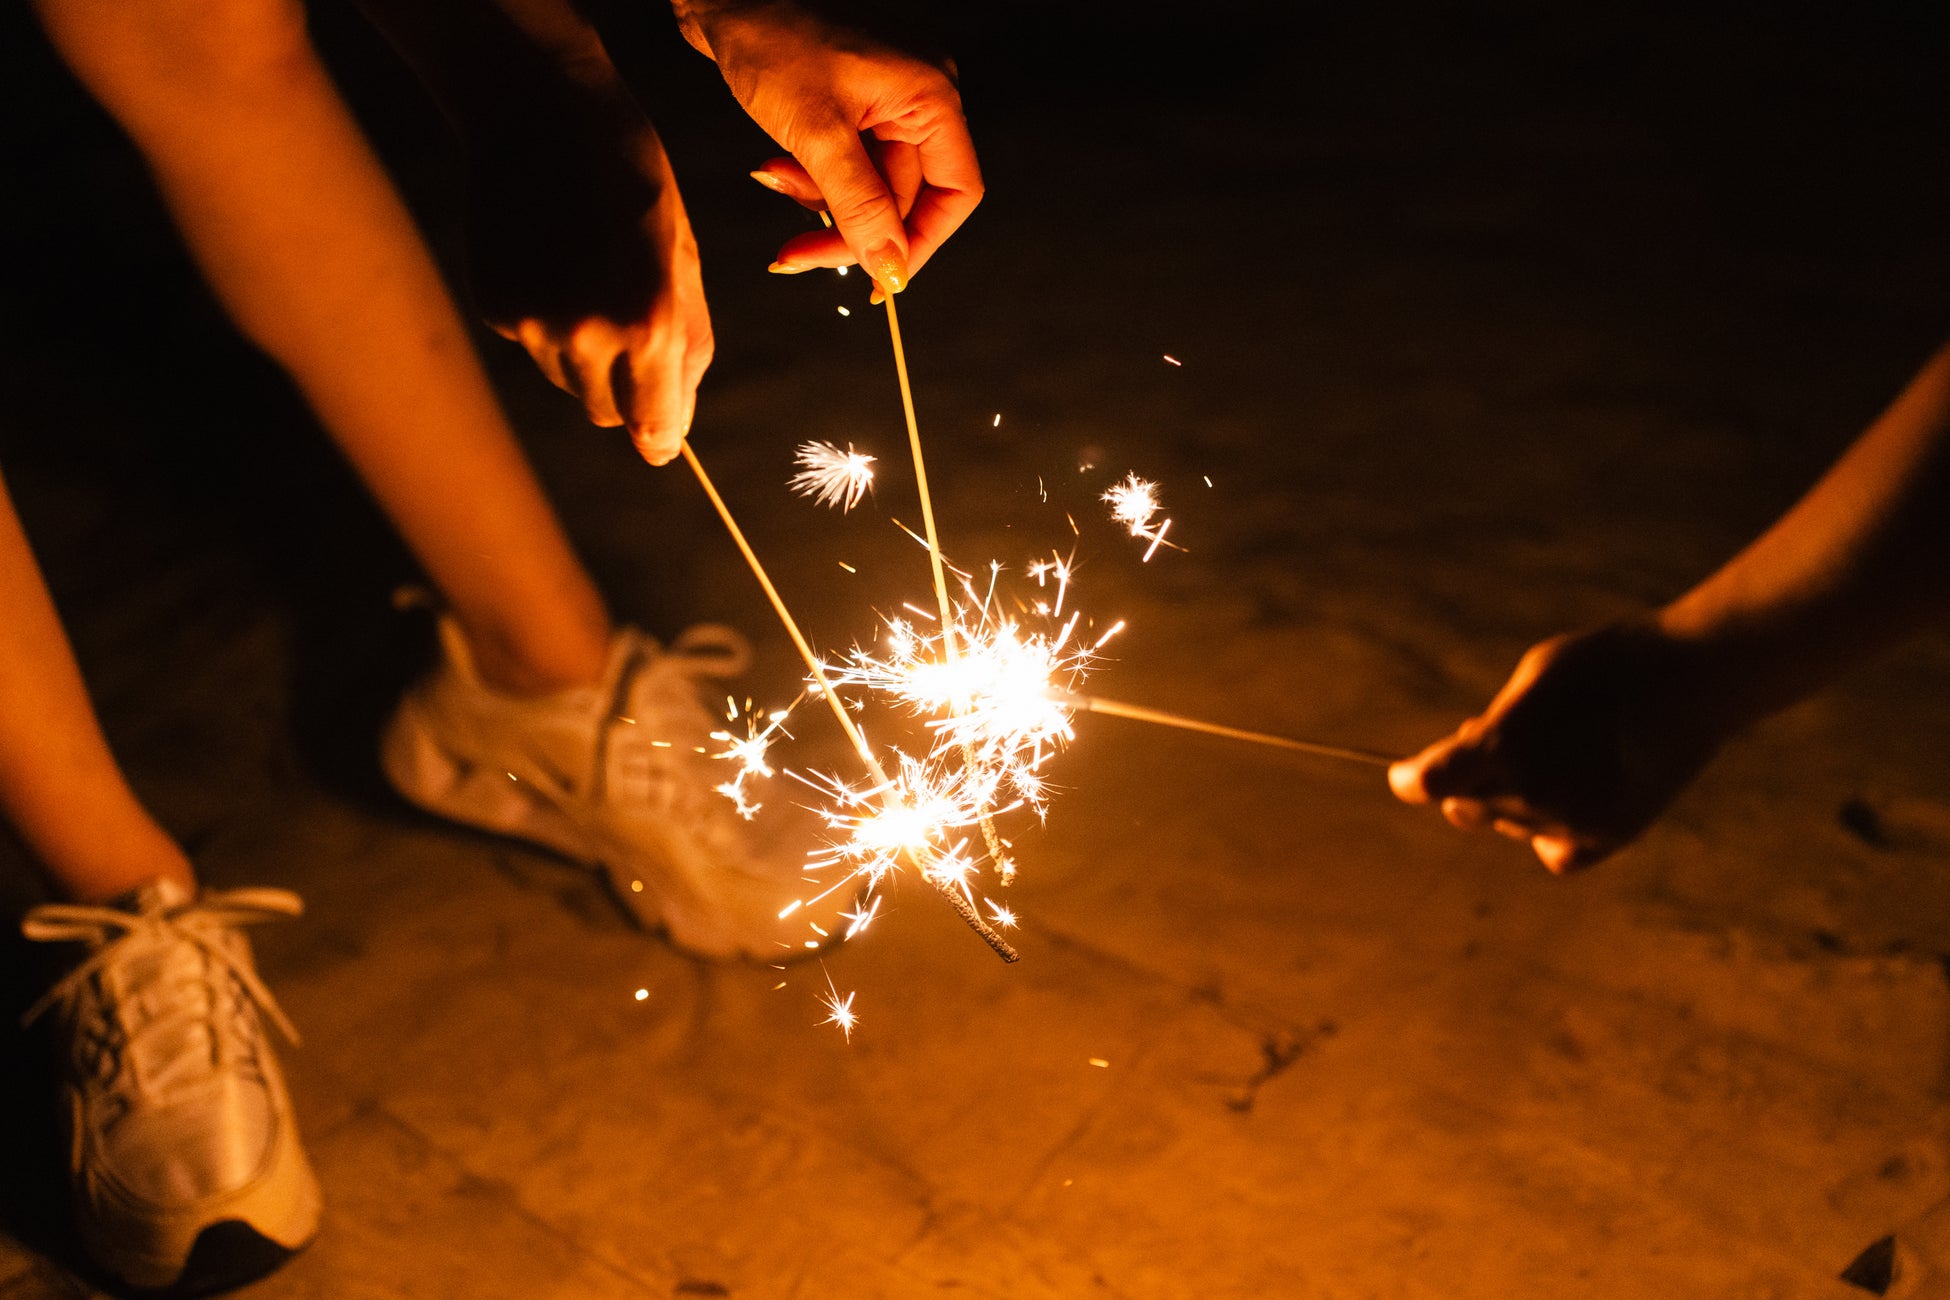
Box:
[894,105,982,277]
[793,124,912,292]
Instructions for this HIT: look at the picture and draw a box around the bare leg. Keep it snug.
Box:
[0,472,194,902]
[34,0,613,696]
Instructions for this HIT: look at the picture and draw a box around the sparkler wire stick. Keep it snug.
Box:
[1057,692,1396,768]
[882,293,955,640]
[678,441,1020,962]
[882,294,1017,879]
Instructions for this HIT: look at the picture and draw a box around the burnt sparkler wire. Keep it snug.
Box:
[678,440,1020,962]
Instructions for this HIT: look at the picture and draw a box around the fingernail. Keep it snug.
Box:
[869,287,885,306]
[750,169,786,192]
[767,260,811,275]
[864,241,908,295]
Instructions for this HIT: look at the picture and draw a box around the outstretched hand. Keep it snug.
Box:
[1388,623,1732,873]
[467,107,711,466]
[674,1,982,296]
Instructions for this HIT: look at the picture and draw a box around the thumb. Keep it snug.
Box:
[1389,730,1503,805]
[796,131,909,294]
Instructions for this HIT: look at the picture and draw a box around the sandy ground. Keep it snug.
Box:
[2,4,1948,1297]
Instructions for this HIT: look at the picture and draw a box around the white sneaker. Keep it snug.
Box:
[381,616,846,960]
[21,878,320,1293]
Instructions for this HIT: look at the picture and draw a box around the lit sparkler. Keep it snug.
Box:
[790,440,876,512]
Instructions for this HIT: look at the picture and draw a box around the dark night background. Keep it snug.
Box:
[2,3,1949,1296]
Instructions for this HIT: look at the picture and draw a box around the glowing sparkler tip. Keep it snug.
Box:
[791,441,877,512]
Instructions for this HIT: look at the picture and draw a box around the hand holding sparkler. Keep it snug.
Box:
[672,1,983,293]
[357,0,711,465]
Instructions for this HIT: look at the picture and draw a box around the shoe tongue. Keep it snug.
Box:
[105,886,233,1096]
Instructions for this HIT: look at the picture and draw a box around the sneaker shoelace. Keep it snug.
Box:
[21,888,303,1108]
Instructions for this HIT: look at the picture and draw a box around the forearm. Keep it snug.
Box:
[1658,342,1950,726]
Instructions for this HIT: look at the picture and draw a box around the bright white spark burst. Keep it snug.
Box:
[705,459,1135,1032]
[819,975,858,1041]
[1103,473,1177,561]
[1103,473,1161,536]
[710,702,794,819]
[791,441,876,511]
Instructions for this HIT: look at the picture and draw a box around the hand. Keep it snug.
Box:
[466,103,711,465]
[1388,623,1732,873]
[674,1,982,296]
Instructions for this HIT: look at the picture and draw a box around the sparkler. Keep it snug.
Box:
[1057,692,1395,766]
[678,440,1019,963]
[880,293,1022,878]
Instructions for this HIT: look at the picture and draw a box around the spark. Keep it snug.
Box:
[838,561,857,573]
[837,306,851,317]
[710,697,796,819]
[1104,473,1179,557]
[634,988,649,1002]
[1103,474,1161,536]
[1088,1057,1110,1068]
[837,265,849,276]
[819,973,858,1041]
[1162,354,1182,366]
[840,896,882,940]
[993,413,1002,427]
[986,900,1017,928]
[790,441,876,512]
[1142,517,1171,562]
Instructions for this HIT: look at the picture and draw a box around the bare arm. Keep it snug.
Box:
[1391,342,1950,872]
[1660,343,1950,726]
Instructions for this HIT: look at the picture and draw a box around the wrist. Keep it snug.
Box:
[1649,600,1782,738]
